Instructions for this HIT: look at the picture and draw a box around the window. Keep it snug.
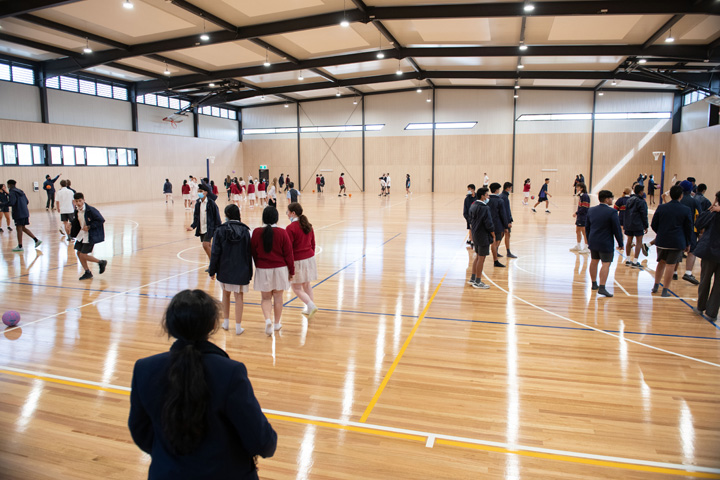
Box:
[46,76,60,89]
[75,147,86,165]
[117,148,128,166]
[44,145,136,167]
[62,146,76,165]
[157,95,169,108]
[60,76,79,92]
[405,122,477,130]
[516,112,671,121]
[17,144,33,166]
[169,98,180,110]
[108,149,117,165]
[86,147,108,166]
[50,146,63,165]
[243,124,384,135]
[97,83,113,98]
[683,91,708,106]
[2,145,17,165]
[136,95,145,104]
[144,94,157,106]
[0,63,10,81]
[198,105,238,119]
[112,86,127,100]
[33,145,43,165]
[11,66,34,85]
[79,79,96,95]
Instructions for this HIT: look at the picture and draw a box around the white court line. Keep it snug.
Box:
[316,220,345,231]
[176,245,207,265]
[614,278,696,301]
[482,273,720,368]
[1,364,718,476]
[1,265,205,335]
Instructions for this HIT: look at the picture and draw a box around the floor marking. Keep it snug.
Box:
[176,244,208,264]
[315,220,345,231]
[359,271,448,423]
[482,274,720,368]
[1,265,205,336]
[613,279,696,300]
[614,279,631,296]
[0,367,717,478]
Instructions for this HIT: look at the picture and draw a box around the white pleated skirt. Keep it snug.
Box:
[258,191,267,199]
[232,194,241,201]
[292,256,317,284]
[254,266,290,292]
[218,282,249,294]
[248,193,256,201]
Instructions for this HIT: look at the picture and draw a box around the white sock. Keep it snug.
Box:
[236,324,244,334]
[307,301,316,311]
[576,243,581,249]
[685,270,692,276]
[633,258,637,263]
[222,319,229,330]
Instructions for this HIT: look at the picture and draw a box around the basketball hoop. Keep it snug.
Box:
[652,151,664,162]
[162,114,185,129]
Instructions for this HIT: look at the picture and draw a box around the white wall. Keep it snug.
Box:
[0,82,42,122]
[681,101,711,132]
[138,104,194,137]
[48,89,132,130]
[435,89,514,136]
[199,114,238,141]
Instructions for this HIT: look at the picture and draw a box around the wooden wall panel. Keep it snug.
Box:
[242,138,298,186]
[592,131,671,197]
[365,136,432,194]
[299,136,362,193]
[0,119,242,208]
[515,133,592,197]
[669,124,720,194]
[434,134,513,192]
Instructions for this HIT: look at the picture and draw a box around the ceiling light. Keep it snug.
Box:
[426,97,431,103]
[638,58,647,64]
[340,19,350,27]
[208,83,215,87]
[396,61,402,76]
[417,88,422,93]
[298,71,304,81]
[353,99,358,105]
[611,80,617,86]
[598,91,604,96]
[164,63,170,75]
[376,52,385,59]
[261,95,265,101]
[665,30,675,43]
[518,64,524,69]
[83,38,92,54]
[336,91,341,97]
[200,33,209,41]
[524,4,535,12]
[284,104,289,108]
[264,49,270,67]
[123,0,133,9]
[514,85,520,89]
[519,44,528,51]
[514,94,519,98]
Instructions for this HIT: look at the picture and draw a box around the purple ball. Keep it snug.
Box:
[2,310,20,327]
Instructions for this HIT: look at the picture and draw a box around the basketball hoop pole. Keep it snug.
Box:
[206,158,210,181]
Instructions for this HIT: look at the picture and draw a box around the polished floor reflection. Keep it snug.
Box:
[1,192,719,479]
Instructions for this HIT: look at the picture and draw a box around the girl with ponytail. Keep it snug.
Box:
[250,206,294,335]
[129,289,276,478]
[286,202,318,317]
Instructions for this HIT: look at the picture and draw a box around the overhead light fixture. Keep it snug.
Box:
[598,91,604,96]
[611,80,617,86]
[519,44,528,51]
[340,0,349,27]
[353,99,358,105]
[284,103,289,108]
[376,30,384,59]
[638,58,647,64]
[376,52,385,59]
[514,85,520,89]
[263,49,270,67]
[261,95,266,101]
[83,38,92,54]
[123,0,133,9]
[514,94,519,98]
[336,90,341,97]
[417,88,422,93]
[164,63,171,75]
[665,29,675,43]
[396,60,402,75]
[524,4,535,12]
[518,64,524,69]
[200,20,209,41]
[426,93,431,103]
[298,71,304,81]
[208,83,215,87]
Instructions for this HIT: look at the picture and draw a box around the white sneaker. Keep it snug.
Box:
[265,320,273,336]
[305,306,318,319]
[569,245,581,252]
[221,319,229,330]
[579,248,590,254]
[236,326,244,335]
[274,323,282,331]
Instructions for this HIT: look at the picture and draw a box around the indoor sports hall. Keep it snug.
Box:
[1,1,719,479]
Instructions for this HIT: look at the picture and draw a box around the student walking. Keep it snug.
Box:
[338,173,347,196]
[230,180,242,208]
[500,182,517,258]
[320,174,325,193]
[570,182,590,253]
[163,179,173,204]
[251,207,294,336]
[286,202,318,318]
[247,180,256,208]
[650,185,693,297]
[267,178,278,208]
[284,175,291,193]
[287,183,300,203]
[187,184,221,264]
[0,184,12,233]
[463,184,476,247]
[532,178,551,213]
[488,182,509,268]
[316,174,322,193]
[693,192,720,322]
[522,178,531,206]
[386,173,391,194]
[379,175,387,196]
[648,175,657,205]
[586,190,623,297]
[679,180,701,285]
[189,176,198,206]
[406,174,411,196]
[209,205,253,335]
[483,173,489,188]
[623,184,649,268]
[182,180,191,210]
[467,187,495,289]
[613,187,631,229]
[224,175,232,201]
[279,173,285,191]
[43,173,61,210]
[2,180,42,252]
[128,289,277,478]
[56,180,75,240]
[70,192,107,280]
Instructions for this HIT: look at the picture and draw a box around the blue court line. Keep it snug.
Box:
[283,232,402,306]
[658,282,720,331]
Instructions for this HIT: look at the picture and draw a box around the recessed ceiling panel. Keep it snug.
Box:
[548,15,642,41]
[680,16,720,41]
[322,59,399,78]
[220,0,324,18]
[364,80,420,91]
[412,19,491,42]
[173,43,264,67]
[0,41,61,61]
[2,19,85,50]
[293,88,346,98]
[447,79,497,86]
[532,79,589,87]
[47,0,195,38]
[84,65,152,81]
[282,25,370,54]
[242,71,328,88]
[415,57,517,71]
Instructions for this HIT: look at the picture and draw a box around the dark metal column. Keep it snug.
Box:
[37,68,49,124]
[193,107,199,138]
[297,102,301,184]
[671,91,683,134]
[511,93,517,186]
[361,95,365,192]
[431,88,436,193]
[129,84,138,132]
[238,110,243,142]
[588,92,597,192]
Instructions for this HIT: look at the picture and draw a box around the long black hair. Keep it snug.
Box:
[225,204,240,221]
[262,206,278,253]
[161,289,219,456]
[288,202,312,234]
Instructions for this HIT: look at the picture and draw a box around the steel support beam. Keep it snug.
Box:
[17,14,130,49]
[643,15,684,48]
[169,0,237,32]
[0,0,82,19]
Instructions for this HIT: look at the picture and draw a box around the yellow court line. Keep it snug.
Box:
[264,414,426,442]
[435,439,720,479]
[0,369,131,396]
[359,272,448,423]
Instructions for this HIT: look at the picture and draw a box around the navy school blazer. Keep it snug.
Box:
[586,203,623,253]
[191,197,221,239]
[651,200,692,250]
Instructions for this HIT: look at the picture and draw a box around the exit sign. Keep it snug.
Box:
[259,165,268,170]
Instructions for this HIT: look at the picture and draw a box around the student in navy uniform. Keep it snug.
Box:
[488,182,508,267]
[43,173,61,210]
[586,190,623,297]
[405,174,411,197]
[0,183,12,233]
[636,173,647,186]
[613,187,631,228]
[500,182,516,258]
[463,184,476,247]
[647,175,657,205]
[286,182,300,203]
[570,182,590,253]
[679,180,701,285]
[531,178,551,213]
[187,184,221,264]
[163,179,173,204]
[467,187,495,289]
[695,184,712,212]
[650,185,693,297]
[693,191,720,322]
[128,289,277,480]
[70,192,107,280]
[2,180,42,252]
[623,184,649,268]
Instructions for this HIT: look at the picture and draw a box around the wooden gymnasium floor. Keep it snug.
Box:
[1,191,719,480]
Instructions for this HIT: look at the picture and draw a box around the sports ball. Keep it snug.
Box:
[312,190,315,193]
[349,194,352,198]
[45,184,51,190]
[531,195,535,200]
[2,311,21,327]
[232,170,235,173]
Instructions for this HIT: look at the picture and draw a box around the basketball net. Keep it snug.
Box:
[652,151,664,162]
[162,115,184,129]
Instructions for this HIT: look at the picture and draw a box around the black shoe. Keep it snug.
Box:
[99,260,107,274]
[651,284,659,294]
[7,226,12,231]
[506,252,518,259]
[641,243,649,257]
[682,273,699,285]
[708,316,718,323]
[673,273,678,281]
[592,282,598,290]
[661,289,671,297]
[494,261,505,268]
[497,253,503,258]
[79,271,93,280]
[598,287,613,297]
[0,228,3,233]
[625,261,632,266]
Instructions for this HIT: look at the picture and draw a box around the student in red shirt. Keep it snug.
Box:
[258,180,267,206]
[522,178,531,206]
[182,180,192,210]
[247,180,256,208]
[338,173,347,197]
[315,174,322,193]
[230,181,241,208]
[251,207,294,335]
[286,202,318,318]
